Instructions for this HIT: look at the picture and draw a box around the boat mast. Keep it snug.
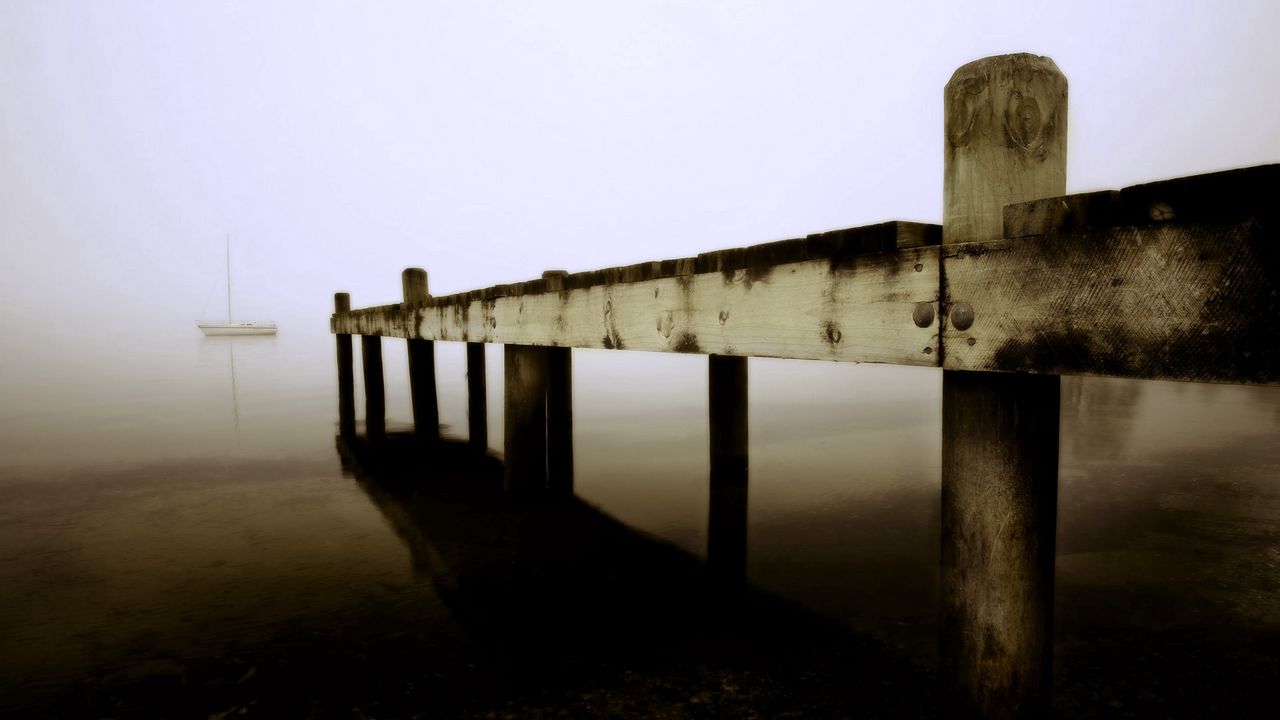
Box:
[226,234,232,323]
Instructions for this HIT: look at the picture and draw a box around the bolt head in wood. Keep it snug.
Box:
[950,302,975,331]
[913,302,936,328]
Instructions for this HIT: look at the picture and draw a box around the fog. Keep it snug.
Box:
[2,1,1278,464]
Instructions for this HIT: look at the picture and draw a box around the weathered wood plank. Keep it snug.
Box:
[334,242,942,367]
[332,164,1280,384]
[1002,164,1280,238]
[942,214,1280,385]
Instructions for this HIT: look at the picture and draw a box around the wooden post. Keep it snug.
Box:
[543,271,574,496]
[334,293,356,437]
[940,53,1066,720]
[362,334,385,442]
[403,268,439,440]
[503,345,548,495]
[467,342,488,451]
[708,354,748,581]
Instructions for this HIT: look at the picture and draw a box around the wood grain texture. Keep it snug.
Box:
[335,244,942,367]
[940,52,1066,720]
[942,216,1280,385]
[945,53,1067,244]
[940,371,1059,719]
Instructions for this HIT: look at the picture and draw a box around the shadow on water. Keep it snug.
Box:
[5,370,1276,718]
[328,432,936,719]
[8,433,935,719]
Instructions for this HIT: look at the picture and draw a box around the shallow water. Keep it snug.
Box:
[1,327,1277,717]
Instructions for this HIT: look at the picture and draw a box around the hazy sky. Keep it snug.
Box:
[2,0,1278,379]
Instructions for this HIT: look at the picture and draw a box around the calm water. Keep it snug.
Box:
[1,323,1277,717]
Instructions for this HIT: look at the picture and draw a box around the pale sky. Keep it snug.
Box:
[2,0,1278,382]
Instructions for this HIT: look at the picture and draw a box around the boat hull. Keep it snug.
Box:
[198,322,278,336]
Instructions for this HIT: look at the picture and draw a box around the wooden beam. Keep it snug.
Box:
[333,221,942,367]
[946,165,1280,385]
[328,173,1276,386]
[940,53,1066,720]
[334,293,355,437]
[403,268,439,439]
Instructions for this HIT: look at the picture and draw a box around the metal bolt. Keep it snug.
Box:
[950,302,975,331]
[912,302,935,328]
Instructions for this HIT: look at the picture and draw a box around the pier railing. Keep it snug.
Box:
[330,53,1279,719]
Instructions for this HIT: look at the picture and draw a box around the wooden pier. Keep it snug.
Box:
[331,54,1279,719]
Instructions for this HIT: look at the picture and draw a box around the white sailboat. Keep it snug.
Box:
[197,237,277,336]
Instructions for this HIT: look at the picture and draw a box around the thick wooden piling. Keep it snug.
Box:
[362,335,385,442]
[708,354,748,581]
[546,349,572,494]
[467,343,488,451]
[403,268,439,440]
[335,293,356,437]
[543,271,574,496]
[503,345,549,495]
[940,53,1067,719]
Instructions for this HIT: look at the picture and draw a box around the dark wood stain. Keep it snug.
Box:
[672,332,700,353]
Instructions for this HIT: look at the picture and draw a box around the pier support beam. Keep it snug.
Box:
[403,268,439,440]
[467,343,488,452]
[335,293,356,437]
[503,345,549,495]
[708,354,748,582]
[543,272,574,496]
[940,53,1066,719]
[502,326,574,498]
[362,335,385,442]
[547,346,573,495]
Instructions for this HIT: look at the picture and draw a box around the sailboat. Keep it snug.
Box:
[197,236,277,336]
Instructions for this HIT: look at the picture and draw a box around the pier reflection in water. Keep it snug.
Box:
[333,431,935,718]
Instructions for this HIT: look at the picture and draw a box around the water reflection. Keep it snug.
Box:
[1,324,1277,717]
[334,431,936,718]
